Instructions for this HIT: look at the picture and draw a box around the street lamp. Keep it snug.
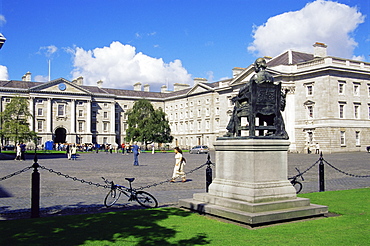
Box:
[0,33,6,49]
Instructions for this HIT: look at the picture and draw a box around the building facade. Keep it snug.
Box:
[1,44,369,153]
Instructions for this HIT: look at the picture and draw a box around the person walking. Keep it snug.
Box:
[170,147,186,183]
[151,142,155,154]
[71,144,77,160]
[20,143,26,161]
[121,143,125,155]
[66,144,71,160]
[315,143,320,154]
[15,144,21,161]
[131,142,140,166]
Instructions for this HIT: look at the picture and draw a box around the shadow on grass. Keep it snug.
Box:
[0,207,211,245]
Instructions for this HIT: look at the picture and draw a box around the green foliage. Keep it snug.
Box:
[0,96,37,144]
[125,99,173,146]
[0,189,368,245]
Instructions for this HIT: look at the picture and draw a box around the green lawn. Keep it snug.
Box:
[0,188,369,245]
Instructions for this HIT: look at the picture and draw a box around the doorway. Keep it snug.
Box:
[54,128,67,143]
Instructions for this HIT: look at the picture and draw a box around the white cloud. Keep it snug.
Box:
[71,41,192,90]
[0,65,9,80]
[34,75,49,82]
[38,45,58,58]
[248,0,365,59]
[0,15,6,26]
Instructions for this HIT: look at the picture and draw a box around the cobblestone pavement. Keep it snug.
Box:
[0,150,369,219]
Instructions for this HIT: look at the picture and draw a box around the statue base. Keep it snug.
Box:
[179,139,328,225]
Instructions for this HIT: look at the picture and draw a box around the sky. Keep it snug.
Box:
[0,0,369,92]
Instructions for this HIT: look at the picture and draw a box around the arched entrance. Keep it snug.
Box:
[54,128,67,143]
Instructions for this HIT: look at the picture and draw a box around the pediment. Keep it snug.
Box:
[30,78,91,95]
[186,83,214,96]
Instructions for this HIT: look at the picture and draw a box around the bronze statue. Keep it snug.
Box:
[223,58,288,139]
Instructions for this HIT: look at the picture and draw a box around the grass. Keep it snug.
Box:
[0,188,369,245]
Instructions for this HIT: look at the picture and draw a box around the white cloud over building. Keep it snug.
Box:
[248,0,365,59]
[70,41,192,90]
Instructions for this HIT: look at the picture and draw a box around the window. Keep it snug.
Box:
[197,109,201,117]
[123,104,128,109]
[206,108,210,116]
[103,112,108,119]
[36,99,43,104]
[103,122,108,131]
[368,85,370,97]
[339,104,345,119]
[355,131,360,146]
[5,98,10,103]
[57,104,65,116]
[206,120,210,130]
[78,121,84,132]
[307,85,313,96]
[216,107,220,115]
[77,101,84,106]
[197,121,201,131]
[197,100,201,105]
[104,103,108,108]
[78,110,83,117]
[338,81,346,95]
[368,106,370,119]
[340,131,346,146]
[37,121,43,131]
[103,137,107,144]
[37,108,43,116]
[353,84,360,96]
[307,106,313,118]
[206,99,210,104]
[354,104,360,119]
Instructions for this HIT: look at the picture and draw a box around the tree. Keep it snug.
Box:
[0,96,37,145]
[125,99,173,149]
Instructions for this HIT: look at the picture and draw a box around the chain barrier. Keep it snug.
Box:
[289,159,319,178]
[136,162,210,190]
[323,159,370,178]
[0,166,33,181]
[38,165,109,189]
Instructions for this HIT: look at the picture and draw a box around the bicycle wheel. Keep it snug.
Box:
[135,191,158,208]
[293,181,303,194]
[104,189,121,207]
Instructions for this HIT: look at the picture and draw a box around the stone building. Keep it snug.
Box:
[0,43,369,153]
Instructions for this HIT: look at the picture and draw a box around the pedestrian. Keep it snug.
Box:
[315,143,320,154]
[170,147,186,183]
[95,143,100,153]
[125,143,130,155]
[131,142,140,166]
[15,144,21,161]
[66,144,71,160]
[71,144,77,160]
[121,143,125,155]
[20,142,26,161]
[151,142,155,154]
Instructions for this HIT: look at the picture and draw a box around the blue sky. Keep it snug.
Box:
[0,0,369,91]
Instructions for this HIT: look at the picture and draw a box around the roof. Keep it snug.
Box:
[267,50,314,67]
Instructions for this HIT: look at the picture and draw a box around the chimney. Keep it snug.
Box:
[143,84,150,92]
[193,78,207,85]
[22,71,32,81]
[161,85,168,93]
[133,82,142,91]
[173,83,190,92]
[76,76,83,85]
[232,67,244,78]
[313,42,327,58]
[97,80,103,88]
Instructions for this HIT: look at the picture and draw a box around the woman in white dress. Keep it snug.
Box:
[170,147,186,182]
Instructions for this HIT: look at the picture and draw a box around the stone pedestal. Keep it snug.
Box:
[179,139,328,225]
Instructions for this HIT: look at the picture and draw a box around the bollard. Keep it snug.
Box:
[31,153,40,218]
[319,152,325,192]
[205,153,213,192]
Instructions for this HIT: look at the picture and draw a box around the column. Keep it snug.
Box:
[110,102,116,143]
[46,98,52,133]
[70,99,76,133]
[29,97,35,131]
[86,100,91,133]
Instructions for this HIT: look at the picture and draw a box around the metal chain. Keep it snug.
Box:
[136,162,211,190]
[39,165,109,189]
[323,160,370,178]
[289,159,320,178]
[0,166,33,181]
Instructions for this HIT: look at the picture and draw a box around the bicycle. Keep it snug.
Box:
[102,177,158,208]
[288,168,304,194]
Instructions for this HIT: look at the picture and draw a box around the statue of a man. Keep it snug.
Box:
[223,58,288,139]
